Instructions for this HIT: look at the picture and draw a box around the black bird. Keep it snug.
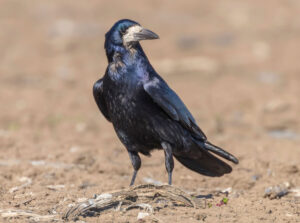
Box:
[93,19,238,186]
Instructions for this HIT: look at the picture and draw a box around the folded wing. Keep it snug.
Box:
[93,78,111,122]
[143,77,206,141]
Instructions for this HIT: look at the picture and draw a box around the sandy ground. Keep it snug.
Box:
[0,0,300,222]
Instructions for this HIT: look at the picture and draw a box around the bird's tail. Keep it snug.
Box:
[174,140,238,177]
[196,140,239,164]
[174,150,232,177]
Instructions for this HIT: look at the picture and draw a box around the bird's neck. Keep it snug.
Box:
[107,43,151,69]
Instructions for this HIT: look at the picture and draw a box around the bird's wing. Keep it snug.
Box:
[143,77,207,140]
[93,78,111,122]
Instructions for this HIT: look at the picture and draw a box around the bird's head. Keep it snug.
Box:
[104,19,159,60]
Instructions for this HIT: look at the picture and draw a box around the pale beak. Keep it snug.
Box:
[133,28,159,41]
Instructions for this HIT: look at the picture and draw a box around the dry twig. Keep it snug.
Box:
[64,184,205,220]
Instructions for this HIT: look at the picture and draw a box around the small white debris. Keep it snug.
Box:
[143,177,162,185]
[46,185,65,191]
[95,193,112,200]
[9,177,32,193]
[137,203,153,213]
[289,188,300,197]
[283,182,290,188]
[126,203,153,213]
[77,197,88,203]
[30,160,46,166]
[68,203,75,208]
[221,187,232,194]
[264,182,290,199]
[115,201,123,211]
[69,146,80,153]
[137,212,149,220]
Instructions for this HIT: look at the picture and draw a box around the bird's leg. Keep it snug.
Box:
[161,142,174,185]
[128,151,141,186]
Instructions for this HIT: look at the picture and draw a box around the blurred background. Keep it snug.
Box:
[0,0,299,222]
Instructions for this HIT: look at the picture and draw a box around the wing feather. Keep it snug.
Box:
[93,78,111,122]
[143,77,206,140]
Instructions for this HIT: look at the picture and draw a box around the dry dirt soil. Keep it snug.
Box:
[0,0,300,222]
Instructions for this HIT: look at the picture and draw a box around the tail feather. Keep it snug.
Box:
[193,140,239,164]
[174,150,232,177]
[174,139,238,177]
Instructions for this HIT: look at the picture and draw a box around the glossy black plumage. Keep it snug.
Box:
[93,19,238,185]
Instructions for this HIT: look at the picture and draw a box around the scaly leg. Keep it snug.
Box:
[161,142,174,185]
[128,151,141,186]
